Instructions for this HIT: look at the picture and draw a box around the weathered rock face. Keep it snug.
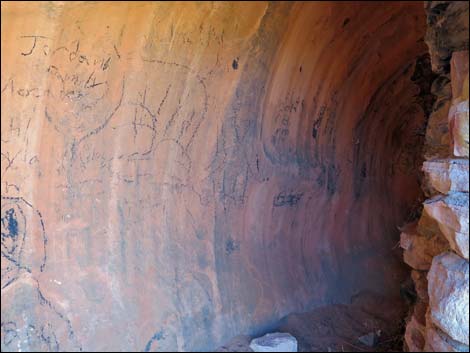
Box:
[0,2,441,352]
[424,1,469,74]
[402,2,469,352]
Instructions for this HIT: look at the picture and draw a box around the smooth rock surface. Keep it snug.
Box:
[425,1,469,74]
[427,252,470,345]
[0,2,437,351]
[249,333,297,352]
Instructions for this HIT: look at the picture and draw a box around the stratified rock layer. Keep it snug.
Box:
[427,252,469,345]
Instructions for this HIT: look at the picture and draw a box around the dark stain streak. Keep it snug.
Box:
[144,330,165,352]
[232,57,239,70]
[312,105,326,139]
[225,237,240,255]
[326,164,339,196]
[273,191,303,207]
[360,163,367,178]
[113,44,121,59]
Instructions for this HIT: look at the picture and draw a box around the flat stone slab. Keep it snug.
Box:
[249,332,298,352]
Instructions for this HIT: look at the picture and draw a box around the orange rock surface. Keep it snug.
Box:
[1,2,430,351]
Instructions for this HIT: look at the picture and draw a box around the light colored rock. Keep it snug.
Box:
[423,159,469,194]
[427,252,469,345]
[425,324,470,352]
[400,222,449,270]
[249,333,297,352]
[449,51,469,157]
[424,193,469,259]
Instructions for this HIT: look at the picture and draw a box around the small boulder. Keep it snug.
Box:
[428,252,469,345]
[249,332,297,352]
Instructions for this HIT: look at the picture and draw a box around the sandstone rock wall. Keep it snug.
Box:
[1,2,439,351]
[403,2,469,351]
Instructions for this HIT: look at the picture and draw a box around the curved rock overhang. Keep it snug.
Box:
[1,2,432,351]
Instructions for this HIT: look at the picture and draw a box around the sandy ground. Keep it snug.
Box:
[216,290,408,352]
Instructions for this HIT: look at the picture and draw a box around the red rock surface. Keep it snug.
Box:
[1,2,430,351]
